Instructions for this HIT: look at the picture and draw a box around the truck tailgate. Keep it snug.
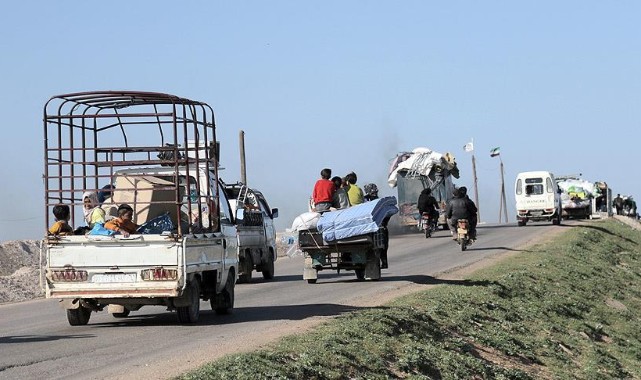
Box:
[46,235,179,267]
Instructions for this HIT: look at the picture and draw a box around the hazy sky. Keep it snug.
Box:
[1,2,639,241]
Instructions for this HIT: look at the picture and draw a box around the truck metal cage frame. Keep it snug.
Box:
[43,91,219,237]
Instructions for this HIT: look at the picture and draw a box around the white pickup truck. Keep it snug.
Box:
[223,182,279,283]
[41,91,238,325]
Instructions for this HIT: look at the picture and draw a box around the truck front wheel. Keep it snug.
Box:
[67,306,92,326]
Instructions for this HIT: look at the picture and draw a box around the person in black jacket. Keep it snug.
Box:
[417,188,439,229]
[445,187,478,240]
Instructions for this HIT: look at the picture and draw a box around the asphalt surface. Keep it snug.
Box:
[0,221,568,380]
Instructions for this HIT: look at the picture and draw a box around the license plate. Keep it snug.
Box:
[92,273,137,283]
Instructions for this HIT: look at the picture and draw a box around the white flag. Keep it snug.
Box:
[463,142,474,152]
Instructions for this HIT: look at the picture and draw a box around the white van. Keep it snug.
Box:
[515,171,561,226]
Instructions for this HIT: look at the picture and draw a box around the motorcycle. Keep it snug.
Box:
[419,212,437,238]
[456,219,472,251]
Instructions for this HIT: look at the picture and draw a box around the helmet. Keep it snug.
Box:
[364,183,378,196]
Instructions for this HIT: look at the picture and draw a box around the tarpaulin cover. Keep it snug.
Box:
[387,147,459,188]
[558,178,599,209]
[317,196,399,242]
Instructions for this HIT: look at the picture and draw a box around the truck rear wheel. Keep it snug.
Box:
[67,306,92,326]
[213,270,235,315]
[262,251,275,280]
[176,280,200,324]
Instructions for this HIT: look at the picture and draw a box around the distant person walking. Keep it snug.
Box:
[312,168,335,212]
[613,194,624,215]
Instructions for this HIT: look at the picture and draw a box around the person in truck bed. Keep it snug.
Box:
[82,191,106,229]
[48,204,73,236]
[105,204,140,237]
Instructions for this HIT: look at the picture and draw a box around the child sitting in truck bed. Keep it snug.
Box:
[105,204,140,237]
[49,204,74,236]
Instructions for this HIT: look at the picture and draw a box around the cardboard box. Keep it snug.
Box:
[103,175,180,225]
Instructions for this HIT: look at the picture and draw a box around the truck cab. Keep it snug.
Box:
[515,171,561,226]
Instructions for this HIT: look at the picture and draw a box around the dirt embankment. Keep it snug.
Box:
[0,240,43,304]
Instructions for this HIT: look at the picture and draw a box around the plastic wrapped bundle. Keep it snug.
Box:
[136,213,175,234]
[317,196,399,242]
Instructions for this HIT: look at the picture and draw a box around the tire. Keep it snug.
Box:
[67,306,92,326]
[517,220,526,227]
[460,239,467,252]
[212,270,235,315]
[355,268,366,280]
[237,253,253,283]
[261,251,275,280]
[307,279,317,284]
[176,280,200,324]
[442,224,449,231]
[112,309,130,318]
[425,226,431,238]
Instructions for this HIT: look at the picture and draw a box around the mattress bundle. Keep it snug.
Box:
[316,196,398,242]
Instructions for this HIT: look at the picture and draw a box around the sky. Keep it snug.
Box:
[0,2,639,241]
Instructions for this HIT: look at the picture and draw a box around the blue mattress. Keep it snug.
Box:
[317,196,399,242]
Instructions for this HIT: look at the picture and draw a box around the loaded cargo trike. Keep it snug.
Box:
[294,197,398,284]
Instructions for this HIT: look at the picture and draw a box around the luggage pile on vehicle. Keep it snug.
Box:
[557,178,599,209]
[316,196,398,241]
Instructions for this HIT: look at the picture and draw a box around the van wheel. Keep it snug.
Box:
[176,280,200,324]
[262,251,275,280]
[212,270,235,315]
[67,306,92,326]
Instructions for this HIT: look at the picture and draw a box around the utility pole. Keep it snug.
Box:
[499,157,508,223]
[471,143,480,223]
[239,130,247,185]
[490,146,508,223]
[464,139,481,223]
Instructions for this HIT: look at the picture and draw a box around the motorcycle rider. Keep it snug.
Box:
[417,187,439,230]
[445,186,478,240]
[363,183,379,201]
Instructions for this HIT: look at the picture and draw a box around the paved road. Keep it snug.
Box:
[0,222,567,380]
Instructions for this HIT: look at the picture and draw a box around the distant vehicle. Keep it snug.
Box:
[455,219,472,251]
[419,212,437,238]
[515,171,561,226]
[223,182,279,283]
[389,147,459,232]
[556,176,596,220]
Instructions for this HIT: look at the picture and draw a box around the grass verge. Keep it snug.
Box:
[179,219,641,379]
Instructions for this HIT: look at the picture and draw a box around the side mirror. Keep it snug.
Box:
[272,208,279,219]
[235,208,244,222]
